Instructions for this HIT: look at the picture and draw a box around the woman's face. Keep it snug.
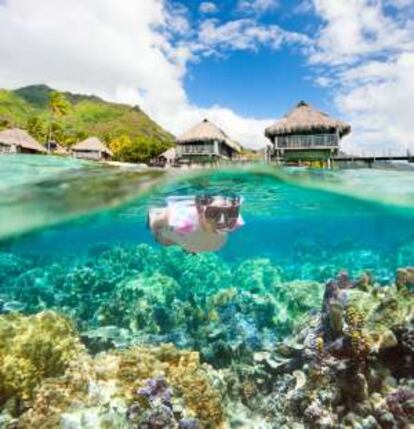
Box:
[202,198,240,231]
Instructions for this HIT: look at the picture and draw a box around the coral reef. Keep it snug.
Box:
[226,268,414,428]
[113,344,225,427]
[18,343,225,429]
[0,243,412,428]
[0,311,84,414]
[0,246,324,366]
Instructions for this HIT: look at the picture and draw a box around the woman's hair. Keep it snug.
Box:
[195,195,214,207]
[195,194,241,207]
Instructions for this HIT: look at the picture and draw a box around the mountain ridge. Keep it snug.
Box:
[0,84,174,162]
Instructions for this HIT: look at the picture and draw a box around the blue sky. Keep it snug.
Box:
[185,44,325,118]
[0,0,413,153]
[180,0,328,118]
[167,0,414,153]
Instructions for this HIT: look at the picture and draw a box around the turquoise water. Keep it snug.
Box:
[2,157,413,279]
[0,155,413,428]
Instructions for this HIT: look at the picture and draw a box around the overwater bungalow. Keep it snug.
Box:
[176,119,241,163]
[265,101,351,165]
[0,128,47,154]
[72,137,112,161]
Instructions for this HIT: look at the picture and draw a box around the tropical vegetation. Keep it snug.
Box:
[0,85,174,162]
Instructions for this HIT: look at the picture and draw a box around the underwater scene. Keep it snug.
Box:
[0,155,413,429]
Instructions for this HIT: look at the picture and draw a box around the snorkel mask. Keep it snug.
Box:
[196,195,243,232]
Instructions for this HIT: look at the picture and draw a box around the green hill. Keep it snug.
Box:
[0,85,174,162]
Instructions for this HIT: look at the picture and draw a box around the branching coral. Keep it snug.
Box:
[233,258,281,294]
[0,311,84,411]
[344,305,371,364]
[19,358,94,429]
[167,351,224,427]
[98,273,181,333]
[177,253,233,297]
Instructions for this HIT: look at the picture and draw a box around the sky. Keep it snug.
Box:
[0,0,413,154]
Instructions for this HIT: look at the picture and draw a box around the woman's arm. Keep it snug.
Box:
[148,208,175,246]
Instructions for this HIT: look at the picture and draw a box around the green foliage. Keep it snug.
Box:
[26,116,47,143]
[110,134,172,163]
[49,91,72,117]
[48,121,87,147]
[0,85,175,162]
[15,84,52,108]
[0,89,34,129]
[108,134,132,159]
[0,117,10,129]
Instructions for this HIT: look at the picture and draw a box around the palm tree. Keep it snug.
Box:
[47,91,71,151]
[49,91,71,117]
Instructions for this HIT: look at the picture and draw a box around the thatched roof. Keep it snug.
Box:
[72,137,113,156]
[176,119,242,152]
[0,128,47,153]
[225,138,242,153]
[265,101,351,138]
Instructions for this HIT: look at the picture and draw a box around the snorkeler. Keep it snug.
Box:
[148,195,244,253]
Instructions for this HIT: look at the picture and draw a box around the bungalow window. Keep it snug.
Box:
[180,142,215,155]
[276,133,339,149]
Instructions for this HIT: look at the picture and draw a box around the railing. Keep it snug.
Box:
[177,142,236,159]
[178,143,217,156]
[276,134,338,149]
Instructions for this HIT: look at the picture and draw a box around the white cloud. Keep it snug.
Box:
[195,18,310,55]
[309,0,414,155]
[385,0,414,10]
[293,0,314,15]
[311,0,414,65]
[1,0,411,154]
[166,103,272,148]
[199,2,218,14]
[314,76,333,87]
[238,0,279,14]
[337,53,414,155]
[0,0,274,148]
[0,0,187,110]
